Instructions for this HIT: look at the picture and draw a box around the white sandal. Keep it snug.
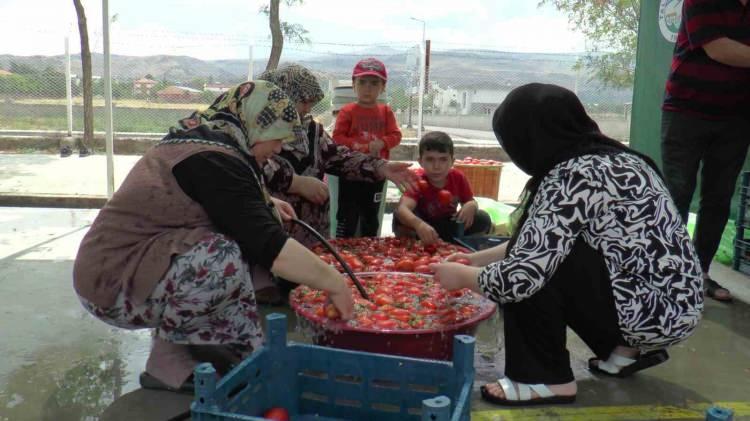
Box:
[480,377,576,406]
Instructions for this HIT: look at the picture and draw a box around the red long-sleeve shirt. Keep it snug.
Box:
[332,103,402,159]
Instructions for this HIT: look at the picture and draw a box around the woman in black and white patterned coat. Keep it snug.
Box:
[431,84,703,406]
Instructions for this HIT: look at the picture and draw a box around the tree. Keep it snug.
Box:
[9,62,36,75]
[260,0,309,71]
[73,0,93,153]
[539,0,640,88]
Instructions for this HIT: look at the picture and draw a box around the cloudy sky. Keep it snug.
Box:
[0,0,587,60]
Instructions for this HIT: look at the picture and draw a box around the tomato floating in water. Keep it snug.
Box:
[291,272,489,332]
[414,264,432,274]
[395,259,415,272]
[262,407,290,421]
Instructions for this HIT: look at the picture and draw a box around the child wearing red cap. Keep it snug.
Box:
[333,57,402,237]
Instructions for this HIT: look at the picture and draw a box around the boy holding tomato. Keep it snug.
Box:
[394,131,491,245]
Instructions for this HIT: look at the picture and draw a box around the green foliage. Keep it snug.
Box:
[188,77,208,90]
[540,0,640,88]
[9,61,36,75]
[259,0,310,44]
[0,74,41,96]
[0,67,67,98]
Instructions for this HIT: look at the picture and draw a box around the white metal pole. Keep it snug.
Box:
[247,45,254,81]
[102,0,115,197]
[65,36,73,137]
[416,20,426,140]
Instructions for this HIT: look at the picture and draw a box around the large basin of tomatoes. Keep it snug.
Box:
[311,237,471,274]
[290,272,496,360]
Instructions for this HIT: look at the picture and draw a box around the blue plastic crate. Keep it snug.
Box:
[191,313,475,421]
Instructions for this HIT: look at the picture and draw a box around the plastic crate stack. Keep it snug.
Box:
[734,171,750,275]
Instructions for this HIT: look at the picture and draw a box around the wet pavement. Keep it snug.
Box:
[1,207,749,421]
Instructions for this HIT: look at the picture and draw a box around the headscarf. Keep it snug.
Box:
[493,83,662,248]
[258,64,325,107]
[258,64,326,171]
[160,80,302,158]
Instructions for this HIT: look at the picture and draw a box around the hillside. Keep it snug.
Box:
[0,49,579,87]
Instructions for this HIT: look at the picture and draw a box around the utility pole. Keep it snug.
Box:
[411,17,426,140]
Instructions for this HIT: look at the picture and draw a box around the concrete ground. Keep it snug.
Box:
[1,153,750,420]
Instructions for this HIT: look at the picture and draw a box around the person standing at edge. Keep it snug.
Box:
[661,0,750,302]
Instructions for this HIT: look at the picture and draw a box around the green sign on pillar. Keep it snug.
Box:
[630,0,748,220]
[629,0,682,163]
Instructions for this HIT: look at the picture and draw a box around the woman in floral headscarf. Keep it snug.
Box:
[259,64,416,248]
[73,81,354,393]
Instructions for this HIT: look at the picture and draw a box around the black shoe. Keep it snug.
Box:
[60,146,72,158]
[705,278,732,302]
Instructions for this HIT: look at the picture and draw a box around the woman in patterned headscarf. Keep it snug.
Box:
[259,64,416,249]
[73,80,354,393]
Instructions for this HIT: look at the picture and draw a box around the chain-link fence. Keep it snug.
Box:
[0,30,633,142]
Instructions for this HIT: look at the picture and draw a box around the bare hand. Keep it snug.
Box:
[416,221,440,245]
[298,176,329,205]
[429,262,481,292]
[445,252,477,266]
[270,197,297,221]
[380,161,419,192]
[369,139,385,157]
[456,202,477,229]
[328,276,355,319]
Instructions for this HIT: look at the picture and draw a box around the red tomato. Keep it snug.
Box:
[355,316,374,327]
[389,311,411,322]
[454,257,472,265]
[438,190,452,205]
[414,264,432,274]
[371,312,390,321]
[345,257,364,271]
[417,307,436,316]
[325,304,340,320]
[408,286,423,295]
[263,407,290,421]
[395,259,415,272]
[375,319,398,329]
[421,300,437,310]
[417,179,430,193]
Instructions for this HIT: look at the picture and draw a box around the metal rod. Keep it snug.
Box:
[102,0,115,197]
[289,218,370,301]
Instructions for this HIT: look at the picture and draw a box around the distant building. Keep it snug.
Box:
[156,86,202,103]
[203,82,234,94]
[133,77,158,96]
[432,81,512,115]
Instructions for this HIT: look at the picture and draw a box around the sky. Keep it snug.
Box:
[0,0,587,60]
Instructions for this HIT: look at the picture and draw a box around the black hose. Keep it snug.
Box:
[289,218,370,301]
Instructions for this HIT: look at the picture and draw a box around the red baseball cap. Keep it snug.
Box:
[352,58,388,81]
